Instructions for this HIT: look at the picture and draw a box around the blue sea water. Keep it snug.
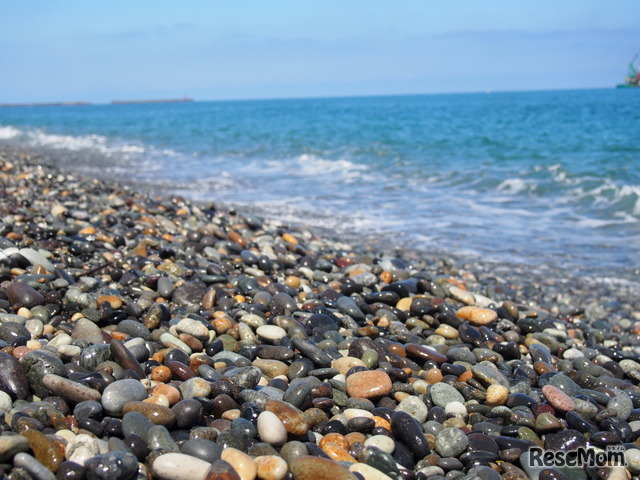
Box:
[1,89,639,279]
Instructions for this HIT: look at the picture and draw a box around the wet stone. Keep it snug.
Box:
[435,428,468,458]
[102,379,148,416]
[430,382,465,407]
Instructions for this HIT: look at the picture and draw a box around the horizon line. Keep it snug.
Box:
[0,85,624,107]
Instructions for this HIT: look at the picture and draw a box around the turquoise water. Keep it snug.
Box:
[1,89,639,277]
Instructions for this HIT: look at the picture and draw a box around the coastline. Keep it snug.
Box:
[1,142,640,479]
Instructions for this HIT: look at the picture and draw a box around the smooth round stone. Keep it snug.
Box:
[0,434,30,462]
[13,452,56,480]
[0,352,30,399]
[257,411,288,446]
[435,427,469,458]
[485,385,509,406]
[160,333,192,355]
[471,362,510,387]
[456,306,497,326]
[148,425,180,451]
[254,455,288,480]
[350,463,395,480]
[0,390,12,412]
[85,452,138,480]
[542,385,575,413]
[364,435,395,454]
[289,455,358,480]
[430,382,465,408]
[0,321,31,342]
[6,281,45,309]
[55,461,87,480]
[256,325,287,342]
[79,343,111,371]
[279,441,309,464]
[547,374,581,396]
[181,438,222,463]
[153,452,212,480]
[396,396,428,423]
[345,370,392,399]
[72,317,104,345]
[608,390,633,421]
[332,357,366,376]
[102,379,148,416]
[444,401,467,417]
[172,399,204,429]
[180,377,212,399]
[535,412,563,433]
[625,449,640,474]
[221,447,257,480]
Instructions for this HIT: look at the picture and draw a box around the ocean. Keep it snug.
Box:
[1,89,639,281]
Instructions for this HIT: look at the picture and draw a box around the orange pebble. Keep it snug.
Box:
[458,370,473,383]
[151,366,172,383]
[282,233,298,245]
[379,271,393,284]
[424,368,444,384]
[372,416,391,431]
[152,384,181,405]
[319,433,350,451]
[320,442,357,463]
[345,432,366,446]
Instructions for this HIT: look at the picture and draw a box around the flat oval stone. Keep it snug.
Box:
[153,452,212,480]
[181,438,222,463]
[456,306,497,326]
[256,325,287,342]
[542,385,575,413]
[289,456,358,480]
[435,427,469,458]
[265,400,309,436]
[254,455,288,480]
[122,401,176,427]
[430,382,464,407]
[21,350,66,397]
[102,379,148,416]
[6,281,45,309]
[20,429,65,473]
[345,370,392,399]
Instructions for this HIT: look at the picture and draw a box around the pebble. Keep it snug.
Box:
[435,428,469,458]
[289,456,358,480]
[257,411,288,446]
[102,379,148,416]
[542,385,576,413]
[430,382,465,407]
[221,447,257,480]
[153,452,213,480]
[254,455,288,480]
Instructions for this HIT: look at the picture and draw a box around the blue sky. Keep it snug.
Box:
[1,1,639,103]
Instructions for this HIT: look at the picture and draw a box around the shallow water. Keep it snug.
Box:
[1,89,639,280]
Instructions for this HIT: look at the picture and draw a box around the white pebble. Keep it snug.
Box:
[152,453,212,480]
[257,411,288,446]
[445,401,467,417]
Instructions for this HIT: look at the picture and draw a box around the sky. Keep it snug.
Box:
[1,1,639,103]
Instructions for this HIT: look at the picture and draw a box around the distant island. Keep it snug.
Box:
[0,101,92,108]
[110,97,194,105]
[0,97,194,108]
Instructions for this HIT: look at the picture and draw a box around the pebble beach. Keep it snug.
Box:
[2,143,640,480]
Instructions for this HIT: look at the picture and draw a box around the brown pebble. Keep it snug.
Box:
[542,384,575,412]
[345,370,392,399]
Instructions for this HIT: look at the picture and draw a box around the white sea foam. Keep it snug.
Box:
[496,178,534,194]
[0,125,21,139]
